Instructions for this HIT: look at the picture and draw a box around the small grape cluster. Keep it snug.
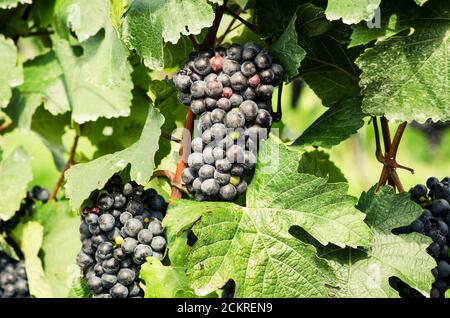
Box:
[393,176,450,298]
[76,175,168,298]
[0,185,49,298]
[0,252,29,298]
[173,42,284,201]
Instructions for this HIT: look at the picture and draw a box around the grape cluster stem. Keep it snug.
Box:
[49,130,80,201]
[372,117,413,193]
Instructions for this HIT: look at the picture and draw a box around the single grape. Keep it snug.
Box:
[76,252,94,269]
[220,184,237,201]
[256,109,272,127]
[124,219,144,238]
[211,123,228,139]
[191,80,206,98]
[151,236,167,252]
[201,179,220,196]
[239,100,258,121]
[259,69,275,84]
[173,74,192,93]
[88,276,103,294]
[217,73,231,87]
[148,220,164,236]
[123,183,133,196]
[193,56,211,75]
[230,164,244,176]
[230,72,248,91]
[117,268,136,286]
[122,237,138,255]
[137,229,153,245]
[205,80,223,98]
[227,44,243,61]
[242,87,256,100]
[98,213,115,232]
[97,242,114,259]
[199,164,216,179]
[241,61,256,77]
[248,74,261,87]
[98,194,114,210]
[214,171,231,186]
[182,167,196,185]
[222,87,233,98]
[199,112,213,130]
[254,52,272,69]
[213,147,225,161]
[126,200,144,215]
[236,180,248,195]
[229,94,243,107]
[227,145,245,164]
[193,177,203,192]
[188,152,204,170]
[85,213,99,226]
[225,111,245,128]
[133,244,153,264]
[217,97,231,111]
[210,55,224,73]
[211,108,226,123]
[256,84,274,100]
[110,283,129,298]
[204,97,217,111]
[216,158,232,172]
[113,247,127,261]
[102,258,120,274]
[222,59,240,76]
[89,224,101,235]
[204,73,218,83]
[191,99,206,115]
[202,129,214,144]
[101,273,117,289]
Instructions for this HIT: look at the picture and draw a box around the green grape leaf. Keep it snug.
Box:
[121,0,214,70]
[349,1,420,48]
[0,148,32,221]
[11,221,54,298]
[65,105,164,210]
[30,201,82,297]
[52,29,133,124]
[298,150,347,183]
[325,0,381,25]
[291,97,365,148]
[0,0,31,9]
[164,138,371,297]
[356,18,450,123]
[55,0,110,41]
[254,0,299,38]
[315,186,435,297]
[299,28,364,107]
[6,52,70,129]
[272,12,306,81]
[0,235,19,260]
[0,35,23,108]
[68,276,91,298]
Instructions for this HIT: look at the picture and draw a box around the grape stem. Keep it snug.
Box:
[375,119,412,193]
[49,129,81,201]
[272,83,283,122]
[171,2,228,199]
[161,131,181,143]
[216,9,242,44]
[224,7,258,34]
[189,35,200,50]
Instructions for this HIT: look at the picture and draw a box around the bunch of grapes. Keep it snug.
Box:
[0,252,29,298]
[0,185,49,298]
[393,176,450,298]
[76,175,168,298]
[173,42,284,201]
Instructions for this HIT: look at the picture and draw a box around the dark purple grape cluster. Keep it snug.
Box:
[0,186,49,298]
[173,42,284,201]
[393,176,450,298]
[0,252,29,298]
[76,175,168,298]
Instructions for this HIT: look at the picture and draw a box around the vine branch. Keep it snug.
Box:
[224,7,258,34]
[49,131,80,201]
